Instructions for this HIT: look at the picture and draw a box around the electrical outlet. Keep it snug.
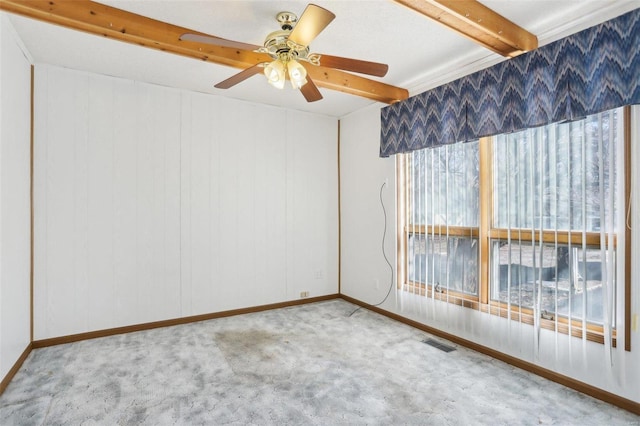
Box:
[633,314,638,332]
[300,291,309,298]
[313,270,323,280]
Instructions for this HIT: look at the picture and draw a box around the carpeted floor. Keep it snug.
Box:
[1,299,638,425]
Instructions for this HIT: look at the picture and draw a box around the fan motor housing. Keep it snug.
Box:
[263,11,310,61]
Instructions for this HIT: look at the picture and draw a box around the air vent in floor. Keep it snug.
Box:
[422,338,456,353]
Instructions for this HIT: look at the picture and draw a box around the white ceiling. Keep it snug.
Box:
[5,1,640,118]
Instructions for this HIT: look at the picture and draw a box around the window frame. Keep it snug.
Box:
[396,107,632,348]
[397,150,480,306]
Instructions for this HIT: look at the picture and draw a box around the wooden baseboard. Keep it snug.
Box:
[32,294,340,349]
[338,294,640,416]
[0,343,32,396]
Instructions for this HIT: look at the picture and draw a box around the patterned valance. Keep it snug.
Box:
[380,8,640,157]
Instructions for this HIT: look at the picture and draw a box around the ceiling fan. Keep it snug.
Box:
[179,4,389,103]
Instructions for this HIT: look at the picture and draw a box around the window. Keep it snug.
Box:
[398,108,628,342]
[400,140,479,302]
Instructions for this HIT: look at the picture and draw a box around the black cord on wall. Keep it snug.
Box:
[349,181,394,317]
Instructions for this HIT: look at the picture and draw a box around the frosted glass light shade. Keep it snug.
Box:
[287,59,308,89]
[264,60,286,89]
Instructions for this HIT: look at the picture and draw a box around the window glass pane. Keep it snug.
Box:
[409,141,479,227]
[490,241,613,325]
[408,234,478,295]
[493,111,618,232]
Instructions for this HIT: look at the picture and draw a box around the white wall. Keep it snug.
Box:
[340,104,640,403]
[0,15,32,380]
[339,105,396,304]
[33,65,338,339]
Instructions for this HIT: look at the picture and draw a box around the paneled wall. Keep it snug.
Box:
[33,65,338,340]
[0,15,32,380]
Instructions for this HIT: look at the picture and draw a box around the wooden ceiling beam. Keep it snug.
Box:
[393,0,538,57]
[0,0,408,104]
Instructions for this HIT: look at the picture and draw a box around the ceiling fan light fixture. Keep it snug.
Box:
[287,59,308,89]
[264,59,286,89]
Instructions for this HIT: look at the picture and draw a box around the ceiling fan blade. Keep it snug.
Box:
[214,64,263,89]
[306,65,408,104]
[180,33,261,51]
[300,78,323,102]
[288,4,336,47]
[317,55,389,77]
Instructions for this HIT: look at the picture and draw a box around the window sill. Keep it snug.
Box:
[401,282,616,346]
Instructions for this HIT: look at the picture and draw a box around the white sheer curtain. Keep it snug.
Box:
[492,108,622,360]
[405,141,479,320]
[402,108,625,363]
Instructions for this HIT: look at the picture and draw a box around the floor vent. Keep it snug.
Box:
[422,338,456,353]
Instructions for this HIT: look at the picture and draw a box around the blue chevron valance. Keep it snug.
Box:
[380,8,640,157]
